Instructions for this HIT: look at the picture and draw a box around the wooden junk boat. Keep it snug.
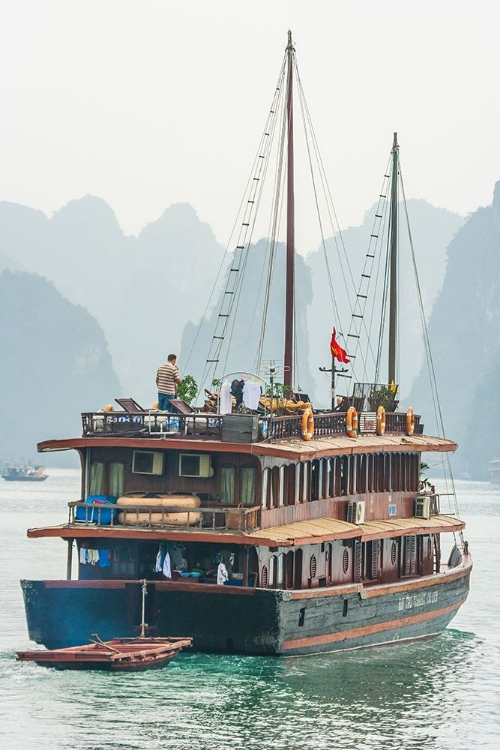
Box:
[17,636,192,671]
[20,33,471,656]
[18,581,192,670]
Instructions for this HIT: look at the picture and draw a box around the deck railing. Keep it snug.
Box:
[69,501,260,534]
[81,410,422,442]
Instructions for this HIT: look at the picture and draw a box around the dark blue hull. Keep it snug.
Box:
[21,561,471,655]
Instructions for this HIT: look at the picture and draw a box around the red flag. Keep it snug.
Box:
[330,328,350,363]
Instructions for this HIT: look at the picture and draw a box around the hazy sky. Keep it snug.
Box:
[1,1,499,253]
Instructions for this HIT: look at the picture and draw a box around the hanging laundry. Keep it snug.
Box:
[220,378,232,415]
[155,547,164,573]
[243,381,261,410]
[79,547,86,565]
[98,549,111,568]
[217,561,229,585]
[162,551,172,579]
[171,545,188,572]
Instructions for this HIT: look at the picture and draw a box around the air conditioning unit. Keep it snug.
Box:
[415,496,430,519]
[179,453,213,478]
[347,500,365,525]
[132,450,163,476]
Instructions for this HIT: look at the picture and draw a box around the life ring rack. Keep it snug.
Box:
[346,406,358,438]
[301,408,314,441]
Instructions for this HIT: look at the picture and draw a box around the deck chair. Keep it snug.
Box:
[115,398,145,413]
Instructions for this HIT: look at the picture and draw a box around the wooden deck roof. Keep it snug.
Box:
[37,432,456,460]
[247,514,465,546]
[27,513,464,549]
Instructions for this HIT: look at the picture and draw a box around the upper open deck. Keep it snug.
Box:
[81,409,423,443]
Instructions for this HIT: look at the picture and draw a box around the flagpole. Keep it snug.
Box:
[321,328,349,411]
[331,354,336,411]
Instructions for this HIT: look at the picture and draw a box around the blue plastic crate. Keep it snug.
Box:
[75,495,118,525]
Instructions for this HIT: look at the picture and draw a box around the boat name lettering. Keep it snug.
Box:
[398,591,438,611]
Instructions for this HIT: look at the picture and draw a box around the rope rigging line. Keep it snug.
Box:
[194,57,288,397]
[399,168,462,529]
[294,73,345,332]
[294,66,359,308]
[254,86,289,375]
[344,157,393,384]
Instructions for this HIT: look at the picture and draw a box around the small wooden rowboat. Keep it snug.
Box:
[17,635,192,671]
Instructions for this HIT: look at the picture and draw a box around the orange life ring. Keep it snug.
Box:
[301,408,314,441]
[346,406,358,438]
[376,405,386,436]
[406,406,415,435]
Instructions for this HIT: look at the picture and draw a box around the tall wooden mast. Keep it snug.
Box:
[388,132,399,385]
[284,30,295,388]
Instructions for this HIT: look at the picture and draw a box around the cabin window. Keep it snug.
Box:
[357,455,366,494]
[241,467,256,506]
[324,458,331,497]
[271,467,280,509]
[302,462,309,502]
[277,554,285,586]
[269,555,276,587]
[294,463,301,504]
[109,462,124,497]
[333,457,340,496]
[413,453,420,491]
[294,548,303,589]
[340,457,348,496]
[278,466,286,507]
[89,462,104,495]
[381,454,388,491]
[394,454,401,492]
[353,541,362,582]
[318,459,324,499]
[221,467,235,504]
[262,468,270,508]
[402,535,417,576]
[286,552,294,588]
[367,540,381,580]
[311,461,318,501]
[350,455,356,495]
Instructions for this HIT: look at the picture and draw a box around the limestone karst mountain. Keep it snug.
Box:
[409,182,500,477]
[0,270,120,463]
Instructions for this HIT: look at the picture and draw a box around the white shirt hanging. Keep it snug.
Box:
[217,562,229,585]
[220,378,232,415]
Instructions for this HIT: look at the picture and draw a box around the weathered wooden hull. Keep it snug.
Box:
[21,560,471,655]
[17,637,191,671]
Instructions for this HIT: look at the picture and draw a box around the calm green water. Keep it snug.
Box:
[1,470,499,750]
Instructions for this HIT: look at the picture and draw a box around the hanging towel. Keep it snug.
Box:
[243,381,261,410]
[162,551,172,579]
[79,547,86,565]
[217,562,229,585]
[220,378,232,415]
[98,549,111,568]
[155,548,164,573]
